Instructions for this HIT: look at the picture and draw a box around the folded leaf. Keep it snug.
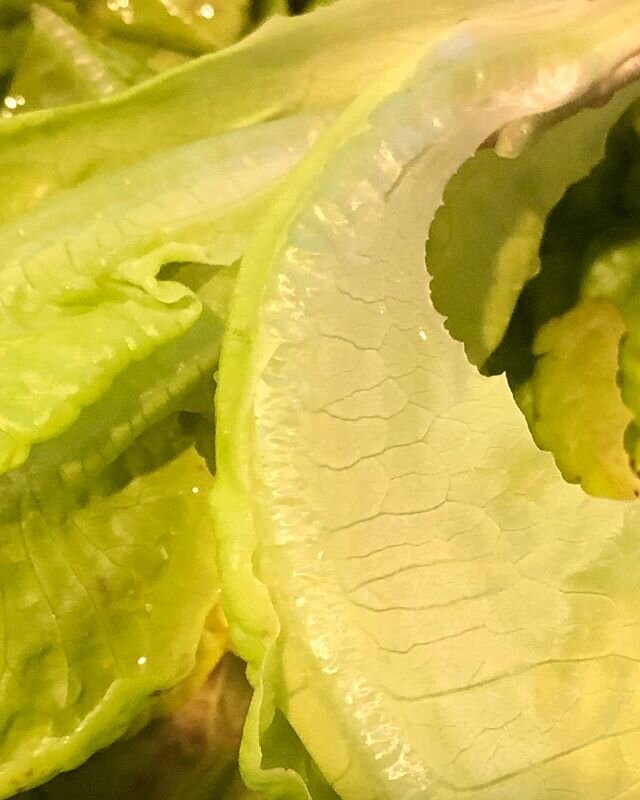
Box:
[0,109,328,474]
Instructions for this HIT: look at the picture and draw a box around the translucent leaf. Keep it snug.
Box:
[212,3,640,798]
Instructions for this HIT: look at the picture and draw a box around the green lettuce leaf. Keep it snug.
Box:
[426,82,640,370]
[0,100,328,794]
[0,0,485,224]
[0,431,219,797]
[7,5,151,112]
[1,0,298,111]
[477,99,640,500]
[520,297,638,499]
[212,2,640,798]
[0,109,328,475]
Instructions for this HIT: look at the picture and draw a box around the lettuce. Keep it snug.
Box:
[5,1,640,799]
[0,0,342,115]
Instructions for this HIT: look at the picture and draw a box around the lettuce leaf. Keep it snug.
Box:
[0,100,329,794]
[443,95,640,502]
[212,2,640,798]
[7,5,151,112]
[0,0,482,223]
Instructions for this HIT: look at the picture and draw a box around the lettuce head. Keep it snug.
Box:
[3,1,640,799]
